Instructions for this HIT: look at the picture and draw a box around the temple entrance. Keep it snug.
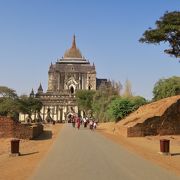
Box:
[66,112,74,123]
[70,86,74,94]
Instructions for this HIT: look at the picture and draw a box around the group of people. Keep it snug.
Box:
[69,115,97,130]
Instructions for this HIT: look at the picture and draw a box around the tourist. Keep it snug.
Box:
[77,116,81,130]
[83,117,87,128]
[93,121,97,129]
[72,116,75,128]
[89,120,93,130]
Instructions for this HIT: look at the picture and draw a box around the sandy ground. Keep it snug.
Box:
[97,122,180,176]
[0,124,63,180]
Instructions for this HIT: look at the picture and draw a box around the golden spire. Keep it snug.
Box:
[72,34,76,49]
[64,35,82,58]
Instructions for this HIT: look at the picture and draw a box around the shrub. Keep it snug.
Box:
[153,76,180,101]
[107,96,147,122]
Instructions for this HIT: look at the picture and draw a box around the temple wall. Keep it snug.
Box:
[19,104,78,123]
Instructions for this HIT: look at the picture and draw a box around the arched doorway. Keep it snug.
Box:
[70,86,74,94]
[66,112,76,123]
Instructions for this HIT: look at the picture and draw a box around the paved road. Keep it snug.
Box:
[31,124,179,180]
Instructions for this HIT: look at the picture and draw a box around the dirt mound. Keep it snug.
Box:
[117,95,180,137]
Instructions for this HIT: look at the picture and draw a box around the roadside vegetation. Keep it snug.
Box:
[76,80,147,123]
[76,75,180,123]
[139,11,180,60]
[0,75,180,123]
[0,86,42,120]
[153,76,180,101]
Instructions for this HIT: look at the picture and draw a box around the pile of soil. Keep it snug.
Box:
[118,95,180,127]
[116,95,180,136]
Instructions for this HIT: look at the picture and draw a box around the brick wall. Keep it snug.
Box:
[0,117,14,138]
[0,116,43,139]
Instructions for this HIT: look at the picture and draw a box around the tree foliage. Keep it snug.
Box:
[75,90,95,116]
[139,11,180,58]
[0,98,20,120]
[123,79,133,97]
[18,96,43,115]
[75,80,122,121]
[107,96,147,122]
[0,86,17,99]
[107,98,134,122]
[0,86,43,120]
[92,80,122,122]
[153,76,180,101]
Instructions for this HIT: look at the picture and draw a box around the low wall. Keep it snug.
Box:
[0,116,43,139]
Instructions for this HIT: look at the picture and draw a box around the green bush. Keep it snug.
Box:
[130,96,147,110]
[107,96,147,122]
[153,76,180,101]
[75,90,95,116]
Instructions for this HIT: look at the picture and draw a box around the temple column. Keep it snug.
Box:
[56,105,59,121]
[43,106,45,121]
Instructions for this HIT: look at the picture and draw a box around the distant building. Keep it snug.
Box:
[20,35,107,122]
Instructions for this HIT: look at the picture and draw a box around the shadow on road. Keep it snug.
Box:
[20,151,39,156]
[34,130,52,141]
[171,153,180,156]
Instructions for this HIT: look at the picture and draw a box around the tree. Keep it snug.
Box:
[139,11,180,59]
[107,96,147,122]
[130,96,147,110]
[123,79,133,97]
[0,86,19,119]
[107,98,134,122]
[75,90,95,116]
[0,98,20,120]
[0,86,17,99]
[18,96,43,116]
[92,80,122,122]
[153,76,180,101]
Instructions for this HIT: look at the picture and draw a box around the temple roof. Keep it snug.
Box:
[38,83,43,92]
[64,35,83,59]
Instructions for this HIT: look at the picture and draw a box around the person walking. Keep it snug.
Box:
[89,120,93,130]
[83,117,87,128]
[72,116,75,128]
[93,121,97,129]
[77,116,81,130]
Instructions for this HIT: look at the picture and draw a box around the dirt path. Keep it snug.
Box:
[31,124,179,180]
[97,122,180,176]
[0,124,63,180]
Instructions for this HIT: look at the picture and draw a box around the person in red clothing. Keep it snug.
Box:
[77,116,81,130]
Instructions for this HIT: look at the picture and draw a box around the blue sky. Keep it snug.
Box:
[0,0,179,99]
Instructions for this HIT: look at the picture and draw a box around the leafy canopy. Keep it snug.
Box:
[18,96,43,115]
[75,90,95,116]
[153,76,180,101]
[92,80,122,122]
[0,86,19,119]
[0,86,43,120]
[139,11,180,58]
[0,86,17,99]
[107,96,147,122]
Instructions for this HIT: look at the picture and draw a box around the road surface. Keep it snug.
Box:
[30,124,179,180]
